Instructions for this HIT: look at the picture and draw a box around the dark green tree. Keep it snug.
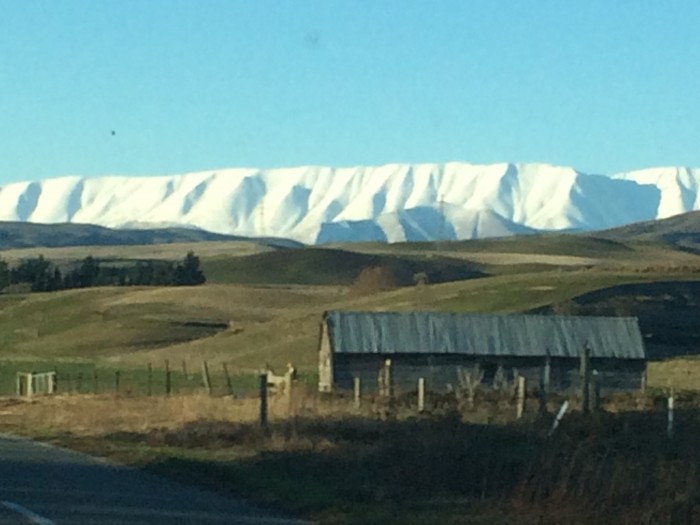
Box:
[74,256,100,288]
[48,267,64,291]
[174,251,205,285]
[0,259,9,291]
[11,256,53,291]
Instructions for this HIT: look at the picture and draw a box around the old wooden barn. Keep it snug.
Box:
[318,311,647,393]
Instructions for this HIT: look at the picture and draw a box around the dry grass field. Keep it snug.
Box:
[0,239,269,263]
[647,357,700,391]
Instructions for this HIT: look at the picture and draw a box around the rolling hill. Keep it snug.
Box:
[0,221,301,250]
[597,209,700,254]
[203,247,486,286]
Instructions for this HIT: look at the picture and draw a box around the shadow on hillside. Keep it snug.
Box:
[533,280,700,359]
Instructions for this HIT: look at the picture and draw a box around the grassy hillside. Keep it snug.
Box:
[1,267,699,375]
[0,221,297,249]
[343,234,700,276]
[203,247,486,285]
[598,209,700,253]
[0,232,699,379]
[405,233,634,257]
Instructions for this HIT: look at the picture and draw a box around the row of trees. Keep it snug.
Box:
[0,252,205,292]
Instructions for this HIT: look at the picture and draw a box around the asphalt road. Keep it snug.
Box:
[0,434,311,524]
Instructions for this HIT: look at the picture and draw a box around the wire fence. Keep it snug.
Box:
[0,360,269,398]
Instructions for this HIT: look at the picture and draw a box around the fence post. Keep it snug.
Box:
[222,363,234,397]
[580,346,590,414]
[516,376,526,419]
[165,360,171,396]
[115,370,121,393]
[418,377,425,413]
[538,374,547,414]
[27,373,34,398]
[147,363,153,396]
[182,360,188,377]
[15,373,21,396]
[548,400,569,437]
[378,359,393,398]
[667,388,675,439]
[543,352,551,394]
[259,372,268,429]
[378,359,393,419]
[201,361,212,396]
[590,371,600,411]
[384,359,393,398]
[48,372,56,395]
[354,377,361,410]
[284,369,293,417]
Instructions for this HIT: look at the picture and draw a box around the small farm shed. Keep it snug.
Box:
[318,311,647,394]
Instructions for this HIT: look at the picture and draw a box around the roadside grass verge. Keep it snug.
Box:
[3,394,700,524]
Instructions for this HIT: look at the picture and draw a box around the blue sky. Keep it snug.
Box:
[1,1,699,184]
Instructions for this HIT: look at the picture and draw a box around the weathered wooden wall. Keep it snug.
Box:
[331,354,645,394]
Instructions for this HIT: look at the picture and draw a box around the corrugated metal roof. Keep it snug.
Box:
[324,311,646,360]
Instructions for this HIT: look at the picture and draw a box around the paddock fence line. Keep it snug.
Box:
[0,360,284,399]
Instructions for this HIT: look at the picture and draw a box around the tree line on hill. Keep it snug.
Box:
[0,251,205,292]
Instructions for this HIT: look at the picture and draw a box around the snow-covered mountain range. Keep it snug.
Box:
[0,163,698,244]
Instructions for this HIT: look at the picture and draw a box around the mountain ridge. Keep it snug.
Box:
[2,162,700,244]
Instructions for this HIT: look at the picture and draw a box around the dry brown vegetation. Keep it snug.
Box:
[348,265,399,297]
[2,388,700,524]
[648,357,700,390]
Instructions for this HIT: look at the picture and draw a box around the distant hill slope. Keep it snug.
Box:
[597,210,700,253]
[0,221,301,250]
[399,233,634,258]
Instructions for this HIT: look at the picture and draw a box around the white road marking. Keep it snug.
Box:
[1,501,55,525]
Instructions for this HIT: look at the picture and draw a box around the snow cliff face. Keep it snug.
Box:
[0,162,697,244]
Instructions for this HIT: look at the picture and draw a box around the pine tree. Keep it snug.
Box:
[175,251,205,285]
[0,259,9,291]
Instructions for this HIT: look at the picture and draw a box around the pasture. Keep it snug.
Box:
[2,232,700,523]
